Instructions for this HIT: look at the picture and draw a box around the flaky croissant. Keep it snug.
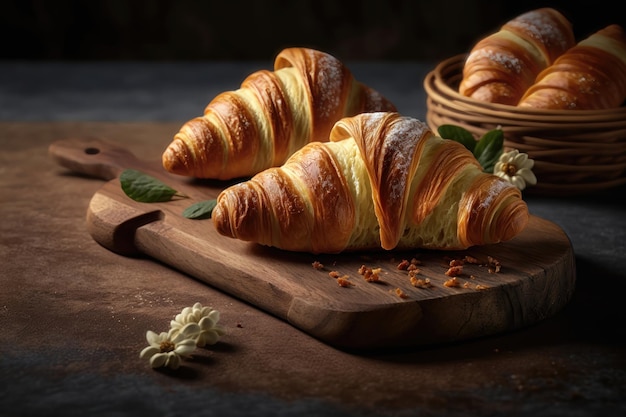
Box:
[212,112,529,254]
[162,47,396,180]
[459,8,575,105]
[518,24,626,109]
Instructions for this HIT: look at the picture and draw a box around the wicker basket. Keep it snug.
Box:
[423,54,626,195]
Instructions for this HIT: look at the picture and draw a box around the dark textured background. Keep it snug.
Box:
[2,0,624,61]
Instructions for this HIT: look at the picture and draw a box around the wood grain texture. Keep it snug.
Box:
[49,137,576,349]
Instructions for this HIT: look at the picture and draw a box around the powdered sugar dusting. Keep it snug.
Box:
[361,111,387,132]
[381,115,427,201]
[507,9,572,54]
[313,52,343,118]
[467,48,523,74]
[481,177,510,210]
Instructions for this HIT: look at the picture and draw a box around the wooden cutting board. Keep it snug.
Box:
[49,137,576,350]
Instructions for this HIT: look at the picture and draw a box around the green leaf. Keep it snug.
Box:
[473,129,504,174]
[183,199,217,219]
[120,169,182,202]
[437,124,477,152]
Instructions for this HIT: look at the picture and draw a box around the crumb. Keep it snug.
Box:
[444,277,461,287]
[329,270,341,279]
[464,255,479,264]
[487,256,501,273]
[445,265,463,277]
[397,259,410,270]
[236,322,243,328]
[463,281,471,289]
[475,284,489,290]
[391,287,409,298]
[410,276,433,288]
[312,261,324,270]
[337,276,354,287]
[408,268,421,278]
[358,265,382,282]
[449,258,464,267]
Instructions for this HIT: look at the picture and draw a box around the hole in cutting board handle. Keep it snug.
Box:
[49,137,143,181]
[85,147,100,155]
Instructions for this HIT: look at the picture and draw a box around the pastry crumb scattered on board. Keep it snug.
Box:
[316,253,501,292]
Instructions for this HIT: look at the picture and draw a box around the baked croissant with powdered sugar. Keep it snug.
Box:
[162,47,396,180]
[212,112,529,254]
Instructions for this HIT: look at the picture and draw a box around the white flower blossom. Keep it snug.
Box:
[139,327,197,369]
[170,302,226,347]
[494,149,537,190]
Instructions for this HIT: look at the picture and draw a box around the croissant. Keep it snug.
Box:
[518,24,626,109]
[162,47,397,180]
[459,8,575,105]
[212,112,529,254]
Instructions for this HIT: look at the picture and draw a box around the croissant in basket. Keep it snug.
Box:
[458,8,575,105]
[162,47,397,180]
[212,112,529,254]
[518,24,626,110]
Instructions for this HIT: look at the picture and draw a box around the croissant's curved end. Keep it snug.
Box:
[498,196,530,243]
[212,193,234,239]
[483,181,529,245]
[163,117,228,179]
[212,184,259,242]
[488,180,530,245]
[162,139,189,176]
[211,199,230,237]
[457,176,529,248]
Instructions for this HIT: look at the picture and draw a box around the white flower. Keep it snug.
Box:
[494,149,537,190]
[170,302,226,347]
[139,327,197,369]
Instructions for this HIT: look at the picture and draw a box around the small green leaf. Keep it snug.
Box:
[120,169,182,202]
[473,129,504,173]
[183,199,217,219]
[437,124,477,152]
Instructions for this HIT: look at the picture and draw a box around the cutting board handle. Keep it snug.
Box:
[49,137,150,180]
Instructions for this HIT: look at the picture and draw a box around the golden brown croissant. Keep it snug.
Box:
[459,8,575,105]
[212,112,529,254]
[518,24,626,109]
[162,47,397,180]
